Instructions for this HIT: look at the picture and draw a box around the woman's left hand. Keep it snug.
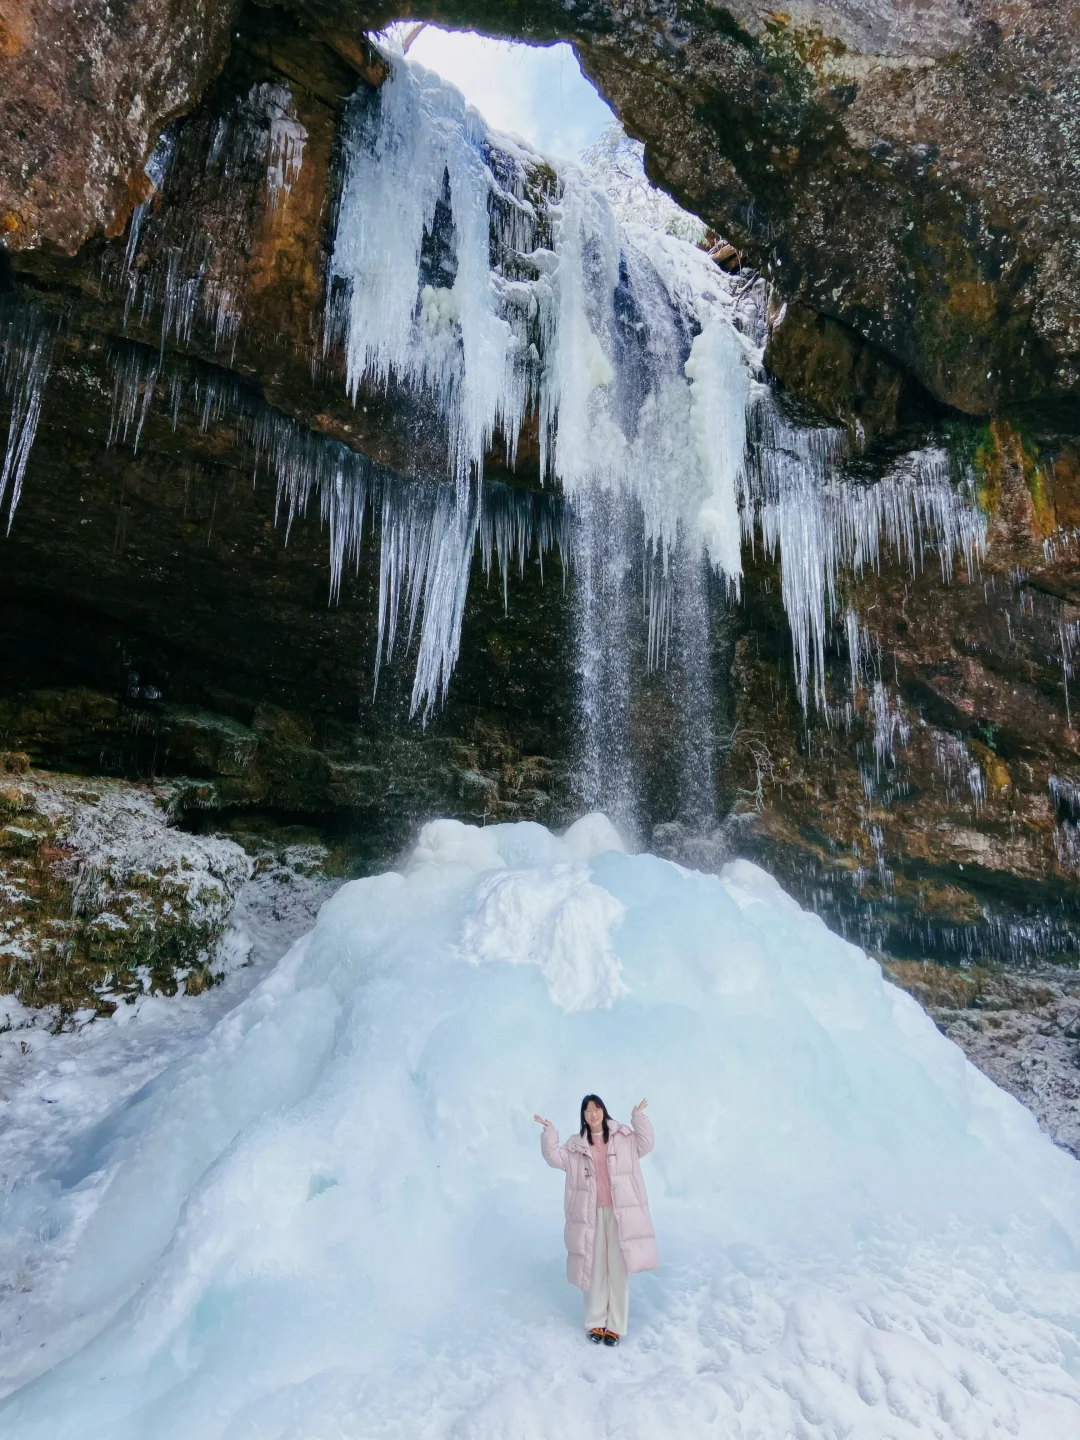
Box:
[632,1098,648,1114]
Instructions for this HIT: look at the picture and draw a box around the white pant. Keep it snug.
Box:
[584,1205,630,1335]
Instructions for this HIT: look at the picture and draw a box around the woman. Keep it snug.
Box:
[533,1094,658,1346]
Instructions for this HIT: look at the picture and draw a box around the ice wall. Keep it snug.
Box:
[329,59,752,552]
[1,818,1078,1438]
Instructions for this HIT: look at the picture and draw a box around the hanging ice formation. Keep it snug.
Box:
[326,51,988,756]
[3,46,991,758]
[118,82,308,355]
[742,413,987,714]
[328,54,752,569]
[0,299,53,534]
[103,342,568,719]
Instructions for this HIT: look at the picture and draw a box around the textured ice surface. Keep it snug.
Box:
[1,818,1079,1438]
[329,50,754,566]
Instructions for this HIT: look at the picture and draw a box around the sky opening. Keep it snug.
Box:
[384,23,615,160]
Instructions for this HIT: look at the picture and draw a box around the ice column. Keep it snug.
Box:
[0,300,53,532]
[686,315,749,587]
[329,59,530,492]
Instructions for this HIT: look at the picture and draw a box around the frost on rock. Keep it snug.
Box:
[582,123,708,246]
[256,83,306,210]
[1,818,1079,1436]
[0,764,251,1015]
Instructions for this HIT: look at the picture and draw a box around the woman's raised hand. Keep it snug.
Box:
[533,1113,553,1127]
[632,1098,648,1114]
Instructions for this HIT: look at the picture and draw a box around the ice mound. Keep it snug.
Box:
[2,818,1079,1438]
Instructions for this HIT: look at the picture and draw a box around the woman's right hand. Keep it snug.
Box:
[533,1113,552,1127]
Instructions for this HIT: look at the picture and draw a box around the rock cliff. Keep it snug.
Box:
[1,0,1078,1160]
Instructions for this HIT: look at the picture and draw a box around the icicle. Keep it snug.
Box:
[745,408,986,712]
[932,732,984,809]
[107,348,160,452]
[868,681,909,774]
[124,131,175,280]
[845,609,869,697]
[0,300,53,532]
[1058,616,1079,728]
[257,84,307,210]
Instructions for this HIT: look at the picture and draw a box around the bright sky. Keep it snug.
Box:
[389,24,615,161]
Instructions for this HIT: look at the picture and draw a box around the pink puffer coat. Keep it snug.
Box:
[541,1113,658,1290]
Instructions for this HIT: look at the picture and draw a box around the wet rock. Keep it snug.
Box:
[886,959,1080,1158]
[0,0,240,254]
[764,299,939,448]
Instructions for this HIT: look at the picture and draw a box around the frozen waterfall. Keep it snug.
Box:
[2,42,991,792]
[328,55,752,572]
[320,46,986,816]
[1,817,1078,1437]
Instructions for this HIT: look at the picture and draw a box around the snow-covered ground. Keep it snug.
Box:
[1,815,1078,1438]
[0,849,338,1398]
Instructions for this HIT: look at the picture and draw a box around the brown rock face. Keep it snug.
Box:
[327,0,1080,416]
[0,0,242,254]
[4,1,1078,415]
[725,412,1080,966]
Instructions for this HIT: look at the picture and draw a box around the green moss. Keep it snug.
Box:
[971,422,999,515]
[970,416,1056,533]
[0,770,248,1020]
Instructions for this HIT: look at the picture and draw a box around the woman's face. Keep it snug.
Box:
[584,1101,605,1131]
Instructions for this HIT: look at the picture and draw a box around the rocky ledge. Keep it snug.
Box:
[888,960,1080,1159]
[6,0,1079,421]
[0,758,250,1016]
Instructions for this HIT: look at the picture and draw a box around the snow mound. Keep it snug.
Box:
[463,862,627,1012]
[2,820,1079,1439]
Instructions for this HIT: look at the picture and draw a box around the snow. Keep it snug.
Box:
[463,863,628,1011]
[686,314,749,581]
[582,124,707,244]
[1,816,1078,1438]
[0,849,338,1398]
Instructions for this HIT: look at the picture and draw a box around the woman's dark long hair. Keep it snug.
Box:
[580,1094,611,1145]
